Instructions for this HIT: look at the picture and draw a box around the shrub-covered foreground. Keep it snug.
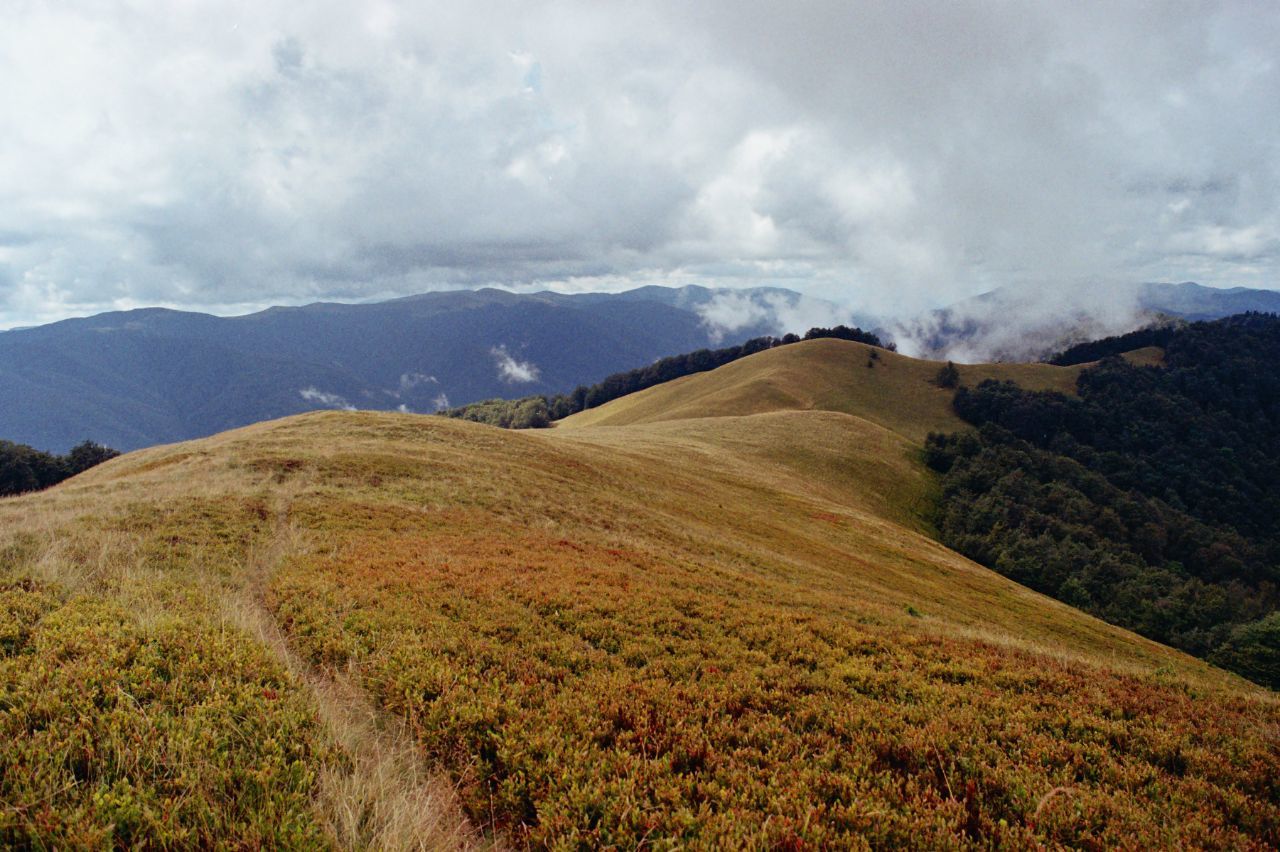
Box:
[2,402,1278,848]
[261,413,1280,848]
[0,583,329,847]
[0,497,336,847]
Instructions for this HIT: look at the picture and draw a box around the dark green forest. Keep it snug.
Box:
[1048,323,1180,365]
[926,313,1280,688]
[443,325,889,428]
[0,439,119,498]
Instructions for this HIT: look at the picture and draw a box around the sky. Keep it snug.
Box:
[1,0,1278,329]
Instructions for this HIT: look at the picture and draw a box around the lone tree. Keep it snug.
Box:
[935,361,960,388]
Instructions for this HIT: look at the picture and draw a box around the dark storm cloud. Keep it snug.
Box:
[1,0,1276,328]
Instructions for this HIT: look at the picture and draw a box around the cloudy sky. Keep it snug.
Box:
[1,0,1277,328]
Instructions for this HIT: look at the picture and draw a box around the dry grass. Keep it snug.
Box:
[227,495,485,851]
[246,411,1276,846]
[231,588,482,851]
[0,440,483,849]
[558,338,1084,440]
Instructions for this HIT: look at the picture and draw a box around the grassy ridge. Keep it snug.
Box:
[0,339,1276,847]
[558,339,1083,441]
[443,325,887,429]
[252,410,1275,846]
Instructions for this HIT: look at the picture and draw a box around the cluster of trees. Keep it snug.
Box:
[0,440,120,497]
[444,325,889,428]
[926,313,1280,688]
[441,396,553,430]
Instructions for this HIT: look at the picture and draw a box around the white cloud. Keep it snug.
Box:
[1,1,1278,329]
[696,289,855,342]
[397,371,438,395]
[491,345,540,383]
[299,387,356,410]
[775,293,859,335]
[1169,224,1279,261]
[696,291,771,343]
[891,281,1150,362]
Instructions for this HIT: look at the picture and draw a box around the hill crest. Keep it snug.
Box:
[560,338,1082,441]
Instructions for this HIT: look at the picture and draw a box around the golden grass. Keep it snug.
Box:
[244,410,1275,846]
[558,338,1083,441]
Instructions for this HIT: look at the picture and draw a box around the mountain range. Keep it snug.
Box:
[0,285,817,452]
[4,280,1277,452]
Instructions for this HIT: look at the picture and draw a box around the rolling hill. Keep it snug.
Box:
[0,285,828,453]
[1,339,1275,848]
[559,338,1082,440]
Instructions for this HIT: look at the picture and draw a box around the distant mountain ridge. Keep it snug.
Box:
[9,279,1275,451]
[1139,281,1280,319]
[0,285,827,452]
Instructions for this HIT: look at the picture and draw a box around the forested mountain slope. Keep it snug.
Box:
[927,313,1280,687]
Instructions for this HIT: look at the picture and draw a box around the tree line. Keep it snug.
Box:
[0,439,120,497]
[443,325,890,429]
[927,313,1280,688]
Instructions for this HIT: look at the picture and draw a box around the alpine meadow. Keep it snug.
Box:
[2,336,1277,847]
[5,2,1280,849]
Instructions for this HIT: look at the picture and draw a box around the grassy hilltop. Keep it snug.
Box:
[1,339,1276,848]
[557,338,1082,439]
